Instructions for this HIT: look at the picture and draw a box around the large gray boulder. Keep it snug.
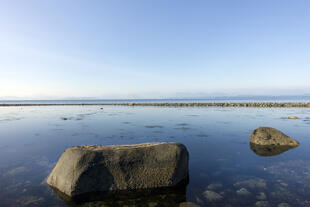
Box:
[47,142,189,197]
[250,127,299,146]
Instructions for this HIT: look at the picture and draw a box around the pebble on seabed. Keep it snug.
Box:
[255,201,270,207]
[16,196,44,206]
[203,190,223,202]
[278,203,291,207]
[195,197,203,204]
[256,192,267,200]
[234,178,267,190]
[179,202,201,207]
[3,166,27,177]
[236,188,251,196]
[148,202,157,207]
[207,182,223,190]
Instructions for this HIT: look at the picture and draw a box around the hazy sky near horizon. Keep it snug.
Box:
[1,0,310,99]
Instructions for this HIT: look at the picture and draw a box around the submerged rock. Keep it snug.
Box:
[234,178,267,190]
[179,202,201,207]
[278,203,291,207]
[250,127,299,146]
[203,190,223,202]
[47,142,189,197]
[3,166,27,177]
[16,196,44,206]
[256,201,270,207]
[236,188,251,196]
[207,183,223,190]
[256,192,267,200]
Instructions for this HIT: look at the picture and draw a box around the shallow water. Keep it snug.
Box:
[0,106,309,207]
[1,96,310,105]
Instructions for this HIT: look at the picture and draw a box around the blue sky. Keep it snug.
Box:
[1,0,309,99]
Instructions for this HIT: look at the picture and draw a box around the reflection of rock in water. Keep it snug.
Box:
[250,143,298,156]
[51,182,188,207]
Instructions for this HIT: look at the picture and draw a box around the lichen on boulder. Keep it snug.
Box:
[47,142,189,197]
[250,127,299,146]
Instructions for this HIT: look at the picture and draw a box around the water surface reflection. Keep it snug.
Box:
[52,184,187,207]
[0,106,309,206]
[250,143,299,156]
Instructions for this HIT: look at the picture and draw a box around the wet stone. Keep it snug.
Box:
[195,197,203,204]
[270,190,295,203]
[203,190,223,202]
[3,166,27,177]
[278,203,291,207]
[256,192,267,200]
[47,142,189,197]
[236,188,251,196]
[250,127,299,146]
[234,178,267,190]
[280,182,288,187]
[148,202,157,207]
[255,201,270,207]
[266,160,310,202]
[207,183,223,190]
[16,196,44,206]
[179,202,201,207]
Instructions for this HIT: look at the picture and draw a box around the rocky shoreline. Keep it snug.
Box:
[1,102,310,107]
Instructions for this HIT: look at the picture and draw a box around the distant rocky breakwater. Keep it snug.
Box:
[1,102,310,107]
[122,102,310,107]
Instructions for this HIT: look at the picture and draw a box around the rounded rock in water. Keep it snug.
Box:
[234,178,267,190]
[255,201,270,207]
[250,127,299,146]
[256,192,267,200]
[278,203,291,207]
[203,190,223,202]
[179,202,201,207]
[236,188,251,196]
[207,183,223,190]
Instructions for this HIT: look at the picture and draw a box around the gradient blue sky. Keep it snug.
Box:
[1,0,309,99]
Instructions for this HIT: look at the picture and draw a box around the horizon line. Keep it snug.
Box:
[1,95,310,101]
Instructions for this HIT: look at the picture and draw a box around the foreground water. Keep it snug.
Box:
[0,106,309,207]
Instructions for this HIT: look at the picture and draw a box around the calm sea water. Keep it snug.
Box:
[0,105,309,207]
[1,96,310,104]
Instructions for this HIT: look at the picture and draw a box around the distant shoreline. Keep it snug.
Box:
[1,102,310,108]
